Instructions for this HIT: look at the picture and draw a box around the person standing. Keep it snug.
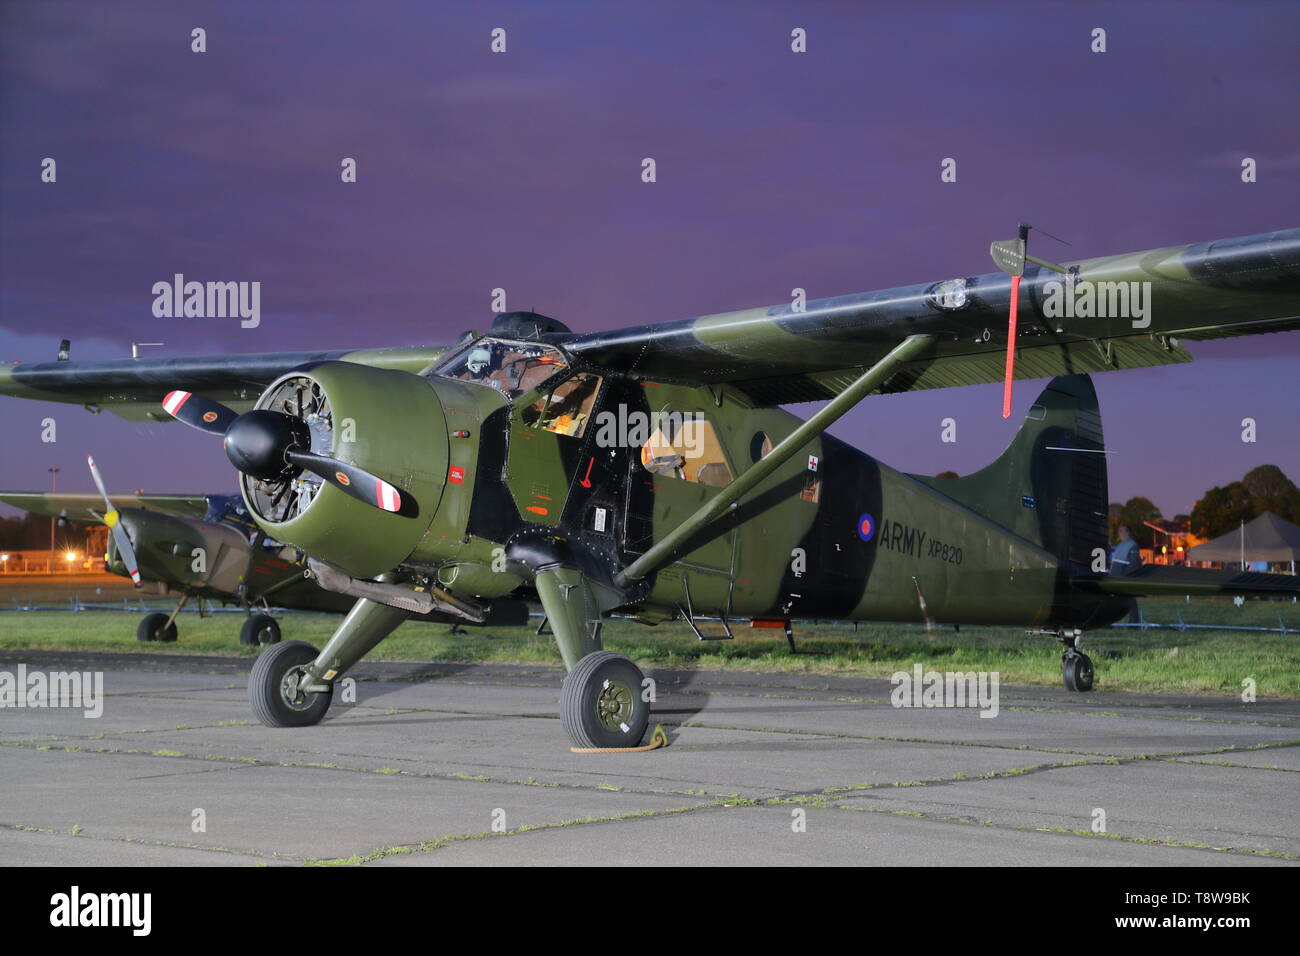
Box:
[1111,525,1142,622]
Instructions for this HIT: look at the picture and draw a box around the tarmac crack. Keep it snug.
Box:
[0,820,302,864]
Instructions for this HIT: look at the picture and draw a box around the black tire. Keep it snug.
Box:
[248,640,332,728]
[1063,651,1095,692]
[137,612,177,643]
[560,651,649,749]
[240,614,281,646]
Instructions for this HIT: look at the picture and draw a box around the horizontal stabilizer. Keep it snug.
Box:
[1077,564,1300,598]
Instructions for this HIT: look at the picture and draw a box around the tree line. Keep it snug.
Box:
[1109,464,1300,548]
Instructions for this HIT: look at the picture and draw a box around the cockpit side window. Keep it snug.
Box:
[521,372,603,438]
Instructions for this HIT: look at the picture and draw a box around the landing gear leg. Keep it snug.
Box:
[248,595,408,727]
[535,567,648,749]
[1059,632,1094,692]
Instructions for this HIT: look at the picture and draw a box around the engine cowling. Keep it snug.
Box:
[239,362,448,578]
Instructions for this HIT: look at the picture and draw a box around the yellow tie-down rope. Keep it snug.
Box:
[570,724,669,755]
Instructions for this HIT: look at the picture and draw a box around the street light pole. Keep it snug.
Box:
[48,467,59,574]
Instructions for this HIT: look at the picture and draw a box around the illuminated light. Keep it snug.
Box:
[64,552,76,561]
[0,553,8,561]
[525,506,548,515]
[930,277,970,310]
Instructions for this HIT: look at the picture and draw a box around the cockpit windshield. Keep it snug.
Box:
[434,338,568,399]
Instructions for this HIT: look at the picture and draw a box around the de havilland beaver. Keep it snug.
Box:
[2,227,1298,749]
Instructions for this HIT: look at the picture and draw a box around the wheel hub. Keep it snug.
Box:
[595,677,633,732]
[279,667,312,710]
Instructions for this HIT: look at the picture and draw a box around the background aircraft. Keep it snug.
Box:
[1,458,525,644]
[3,228,1298,749]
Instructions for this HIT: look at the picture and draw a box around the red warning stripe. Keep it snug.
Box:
[376,480,401,512]
[162,390,191,416]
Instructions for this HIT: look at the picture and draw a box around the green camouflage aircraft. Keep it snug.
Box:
[2,227,1298,748]
[0,458,523,644]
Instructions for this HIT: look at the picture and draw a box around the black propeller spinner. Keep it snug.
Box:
[223,409,312,481]
[161,389,408,515]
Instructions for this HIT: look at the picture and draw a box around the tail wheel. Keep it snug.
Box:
[1063,651,1095,692]
[240,613,281,646]
[560,651,649,749]
[137,612,177,643]
[249,640,332,727]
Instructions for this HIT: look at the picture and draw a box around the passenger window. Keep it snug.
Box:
[640,416,733,487]
[800,471,821,503]
[522,373,602,438]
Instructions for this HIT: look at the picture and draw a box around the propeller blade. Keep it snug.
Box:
[286,450,409,514]
[86,454,114,514]
[161,390,239,436]
[86,455,142,587]
[108,518,142,587]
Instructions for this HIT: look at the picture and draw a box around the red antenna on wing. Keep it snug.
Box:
[988,222,1073,419]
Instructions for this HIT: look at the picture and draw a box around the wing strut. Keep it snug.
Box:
[615,334,936,587]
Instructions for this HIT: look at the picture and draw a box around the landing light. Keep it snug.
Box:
[930,278,969,310]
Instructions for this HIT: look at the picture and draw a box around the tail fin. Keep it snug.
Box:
[914,375,1108,569]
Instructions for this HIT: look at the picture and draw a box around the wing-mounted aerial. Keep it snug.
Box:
[566,228,1300,408]
[0,346,447,421]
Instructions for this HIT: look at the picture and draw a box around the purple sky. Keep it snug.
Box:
[2,0,1298,518]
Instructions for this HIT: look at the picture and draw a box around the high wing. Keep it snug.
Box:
[0,230,1295,413]
[566,228,1300,404]
[0,346,447,421]
[0,492,211,522]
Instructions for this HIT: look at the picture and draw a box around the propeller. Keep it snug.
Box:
[86,455,142,587]
[161,390,238,436]
[160,391,406,514]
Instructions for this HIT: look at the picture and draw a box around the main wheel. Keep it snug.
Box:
[249,640,332,727]
[1063,651,1095,692]
[560,651,649,749]
[137,612,177,643]
[240,614,281,646]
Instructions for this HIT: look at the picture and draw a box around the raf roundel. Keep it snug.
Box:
[857,513,875,542]
[202,411,218,423]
